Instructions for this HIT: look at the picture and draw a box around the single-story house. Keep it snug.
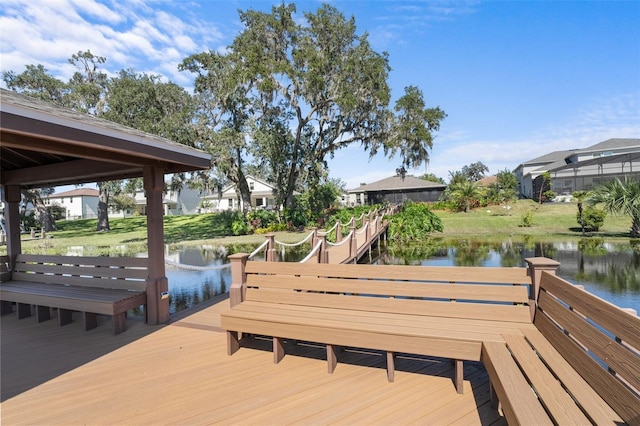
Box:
[128,184,204,216]
[348,175,447,205]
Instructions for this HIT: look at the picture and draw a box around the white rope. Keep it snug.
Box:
[248,239,270,260]
[165,259,231,271]
[274,230,315,247]
[355,222,369,235]
[299,240,323,263]
[324,221,339,234]
[326,230,354,247]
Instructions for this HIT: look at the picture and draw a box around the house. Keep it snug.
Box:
[201,176,277,212]
[348,175,447,205]
[127,185,204,216]
[515,138,640,199]
[45,188,99,220]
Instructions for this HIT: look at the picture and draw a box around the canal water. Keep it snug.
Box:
[164,239,640,314]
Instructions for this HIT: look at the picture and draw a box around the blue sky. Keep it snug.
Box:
[1,0,639,190]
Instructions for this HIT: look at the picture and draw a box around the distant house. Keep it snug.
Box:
[127,185,204,216]
[515,138,640,199]
[201,176,277,212]
[348,175,446,205]
[45,188,99,220]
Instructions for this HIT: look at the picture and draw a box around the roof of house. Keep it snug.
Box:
[49,188,99,198]
[520,150,577,166]
[348,175,447,193]
[579,138,640,153]
[550,151,640,173]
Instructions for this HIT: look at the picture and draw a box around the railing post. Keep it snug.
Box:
[311,227,318,249]
[317,232,329,263]
[350,225,357,260]
[229,253,249,308]
[525,257,561,320]
[366,221,371,246]
[336,221,342,242]
[265,233,276,262]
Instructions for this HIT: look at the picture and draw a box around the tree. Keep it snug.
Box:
[181,3,445,211]
[588,178,640,238]
[22,188,56,232]
[538,171,551,204]
[461,162,489,182]
[419,173,446,184]
[572,190,589,235]
[448,180,482,213]
[496,168,518,192]
[110,193,137,218]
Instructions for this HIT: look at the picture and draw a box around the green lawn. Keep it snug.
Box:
[7,200,635,256]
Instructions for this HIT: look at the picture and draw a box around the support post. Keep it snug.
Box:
[525,257,561,320]
[144,166,169,325]
[349,225,357,260]
[2,185,22,265]
[229,253,249,308]
[317,232,328,263]
[265,233,276,262]
[336,221,342,242]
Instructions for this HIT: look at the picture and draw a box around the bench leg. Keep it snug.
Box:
[454,359,464,394]
[83,312,98,331]
[387,352,395,382]
[327,344,338,374]
[112,313,126,335]
[58,308,73,326]
[273,337,285,364]
[227,331,240,356]
[36,305,51,322]
[16,303,31,319]
[1,300,13,315]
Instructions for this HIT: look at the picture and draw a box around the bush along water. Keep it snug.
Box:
[388,202,443,244]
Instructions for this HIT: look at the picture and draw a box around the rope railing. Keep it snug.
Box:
[355,222,369,235]
[326,230,354,247]
[165,259,231,271]
[248,239,270,260]
[324,221,339,234]
[299,240,323,264]
[274,230,315,247]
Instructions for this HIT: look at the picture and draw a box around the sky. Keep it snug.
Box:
[1,0,639,190]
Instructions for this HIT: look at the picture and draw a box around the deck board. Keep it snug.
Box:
[2,296,504,425]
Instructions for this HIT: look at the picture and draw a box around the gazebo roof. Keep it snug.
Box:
[0,88,211,188]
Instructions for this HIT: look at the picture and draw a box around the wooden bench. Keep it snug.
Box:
[482,271,640,425]
[0,254,148,334]
[221,254,537,393]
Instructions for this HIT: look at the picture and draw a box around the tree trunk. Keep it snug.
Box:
[96,182,110,231]
[631,215,640,238]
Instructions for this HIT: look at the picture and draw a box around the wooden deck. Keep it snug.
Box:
[325,220,388,264]
[1,298,505,425]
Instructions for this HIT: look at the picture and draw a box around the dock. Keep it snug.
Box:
[1,296,503,425]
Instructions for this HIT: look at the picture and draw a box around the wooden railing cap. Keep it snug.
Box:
[525,257,560,268]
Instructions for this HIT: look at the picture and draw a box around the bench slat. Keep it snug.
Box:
[521,328,622,425]
[540,271,640,349]
[237,301,533,341]
[481,341,553,426]
[538,289,640,392]
[502,334,592,425]
[18,254,147,268]
[535,312,640,424]
[245,287,532,323]
[11,271,147,292]
[13,263,148,280]
[245,261,531,284]
[246,274,529,303]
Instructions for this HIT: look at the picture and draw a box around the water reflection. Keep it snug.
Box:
[381,238,640,312]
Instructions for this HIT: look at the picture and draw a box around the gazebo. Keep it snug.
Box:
[0,88,211,325]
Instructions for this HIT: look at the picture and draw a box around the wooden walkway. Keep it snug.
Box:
[324,219,389,264]
[1,298,505,425]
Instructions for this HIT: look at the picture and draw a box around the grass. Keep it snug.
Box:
[7,200,635,256]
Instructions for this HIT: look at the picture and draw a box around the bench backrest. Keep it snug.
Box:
[243,261,533,323]
[6,254,148,292]
[535,271,640,424]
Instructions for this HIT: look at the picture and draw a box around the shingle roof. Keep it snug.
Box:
[50,188,99,197]
[521,150,577,166]
[580,138,640,152]
[348,175,446,193]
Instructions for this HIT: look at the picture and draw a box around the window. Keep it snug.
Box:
[69,197,73,203]
[249,182,255,191]
[228,199,233,208]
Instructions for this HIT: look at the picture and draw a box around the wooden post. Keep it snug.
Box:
[336,221,342,242]
[311,227,318,249]
[317,232,328,263]
[525,257,560,320]
[144,166,169,325]
[229,253,249,308]
[2,185,22,266]
[349,225,357,260]
[265,233,276,262]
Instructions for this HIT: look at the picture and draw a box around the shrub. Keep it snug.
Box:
[519,211,534,227]
[580,207,606,232]
[389,202,443,243]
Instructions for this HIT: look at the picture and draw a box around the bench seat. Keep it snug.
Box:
[0,254,148,334]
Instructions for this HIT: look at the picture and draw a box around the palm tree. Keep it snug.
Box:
[572,190,589,235]
[449,180,482,213]
[588,178,640,238]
